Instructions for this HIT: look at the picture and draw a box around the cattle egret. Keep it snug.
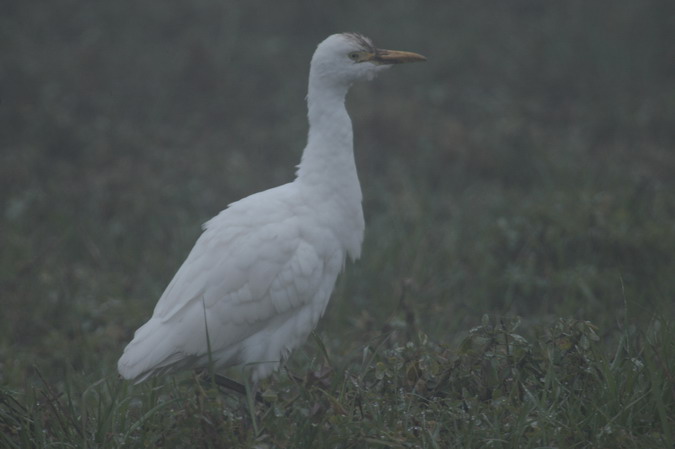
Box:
[117,33,426,385]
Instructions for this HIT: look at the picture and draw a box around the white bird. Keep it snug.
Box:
[117,33,425,385]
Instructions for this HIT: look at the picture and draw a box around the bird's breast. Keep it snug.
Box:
[299,186,364,262]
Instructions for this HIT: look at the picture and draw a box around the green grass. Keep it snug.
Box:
[1,0,674,447]
[2,318,673,448]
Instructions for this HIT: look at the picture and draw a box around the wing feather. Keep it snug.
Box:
[118,185,345,381]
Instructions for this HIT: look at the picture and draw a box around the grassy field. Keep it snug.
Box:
[1,0,674,447]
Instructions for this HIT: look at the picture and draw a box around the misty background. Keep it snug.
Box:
[1,0,674,383]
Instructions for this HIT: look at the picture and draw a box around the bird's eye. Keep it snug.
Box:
[348,52,361,61]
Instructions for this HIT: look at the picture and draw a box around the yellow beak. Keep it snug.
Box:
[370,49,427,65]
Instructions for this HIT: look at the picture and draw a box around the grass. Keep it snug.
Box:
[1,0,675,447]
[1,318,673,447]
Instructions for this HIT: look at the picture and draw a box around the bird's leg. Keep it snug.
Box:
[243,377,262,436]
[197,370,267,405]
[284,366,305,385]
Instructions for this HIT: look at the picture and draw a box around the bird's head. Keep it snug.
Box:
[310,33,426,87]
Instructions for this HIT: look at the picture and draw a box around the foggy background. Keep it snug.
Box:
[1,0,674,382]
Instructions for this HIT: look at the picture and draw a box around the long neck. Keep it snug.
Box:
[296,73,359,196]
[294,67,365,260]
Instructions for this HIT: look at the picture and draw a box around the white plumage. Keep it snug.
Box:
[117,33,425,384]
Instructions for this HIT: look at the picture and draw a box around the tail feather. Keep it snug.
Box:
[117,318,189,383]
